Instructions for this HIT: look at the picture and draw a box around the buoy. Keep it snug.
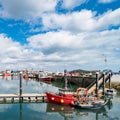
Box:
[61,99,64,103]
[51,97,54,100]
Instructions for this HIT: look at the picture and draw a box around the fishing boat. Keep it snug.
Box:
[39,75,53,81]
[38,71,53,81]
[73,98,108,109]
[72,87,108,109]
[46,69,75,105]
[2,73,11,76]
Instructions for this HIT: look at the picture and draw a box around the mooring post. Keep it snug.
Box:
[103,72,105,95]
[109,72,111,89]
[19,71,23,102]
[64,69,67,89]
[82,77,85,88]
[96,72,99,97]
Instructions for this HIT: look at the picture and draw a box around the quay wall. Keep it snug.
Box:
[53,75,95,87]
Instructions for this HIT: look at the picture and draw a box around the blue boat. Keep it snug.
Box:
[73,98,108,110]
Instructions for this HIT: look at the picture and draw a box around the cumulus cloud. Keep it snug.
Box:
[0,34,21,56]
[61,0,87,9]
[27,31,83,51]
[27,28,120,70]
[0,27,120,71]
[0,0,120,71]
[42,10,96,32]
[0,34,24,66]
[42,8,120,32]
[0,34,43,70]
[0,0,57,21]
[97,8,120,29]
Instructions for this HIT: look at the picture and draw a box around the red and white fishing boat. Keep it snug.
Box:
[3,73,11,76]
[39,75,53,81]
[46,69,75,105]
[38,71,53,81]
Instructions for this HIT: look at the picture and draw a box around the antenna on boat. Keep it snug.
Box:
[64,69,68,89]
[103,54,107,69]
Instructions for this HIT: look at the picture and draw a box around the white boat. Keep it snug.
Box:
[105,88,117,96]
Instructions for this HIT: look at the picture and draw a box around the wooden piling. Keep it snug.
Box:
[95,72,99,97]
[103,73,105,95]
[109,73,111,89]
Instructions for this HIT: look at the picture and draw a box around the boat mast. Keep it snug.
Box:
[64,69,68,89]
[103,54,107,69]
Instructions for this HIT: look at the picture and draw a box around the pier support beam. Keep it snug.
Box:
[109,73,111,89]
[102,73,105,95]
[95,72,99,97]
[64,69,67,89]
[82,77,85,88]
[19,72,23,102]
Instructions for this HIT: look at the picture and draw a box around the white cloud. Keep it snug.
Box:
[0,0,57,21]
[27,28,120,71]
[0,34,41,69]
[98,0,116,3]
[42,8,120,32]
[0,34,23,64]
[0,34,21,54]
[61,0,87,9]
[42,10,97,32]
[0,1,120,72]
[0,27,120,71]
[97,8,120,30]
[27,31,83,50]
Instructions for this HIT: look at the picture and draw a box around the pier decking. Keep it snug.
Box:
[0,93,46,103]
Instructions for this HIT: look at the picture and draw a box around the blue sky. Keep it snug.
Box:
[0,0,120,72]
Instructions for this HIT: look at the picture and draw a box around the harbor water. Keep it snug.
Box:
[0,75,120,120]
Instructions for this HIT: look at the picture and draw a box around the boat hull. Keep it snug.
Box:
[40,77,52,81]
[74,103,104,109]
[46,92,74,105]
[72,99,108,110]
[3,73,11,76]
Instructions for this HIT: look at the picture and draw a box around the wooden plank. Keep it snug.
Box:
[0,93,46,97]
[0,93,46,103]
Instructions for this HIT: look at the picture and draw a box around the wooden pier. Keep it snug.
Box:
[0,93,46,103]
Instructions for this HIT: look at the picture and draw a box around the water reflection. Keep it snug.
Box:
[0,76,58,94]
[46,103,74,120]
[0,76,120,120]
[46,99,113,120]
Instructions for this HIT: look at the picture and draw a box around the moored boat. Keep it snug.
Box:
[105,88,117,96]
[3,73,11,76]
[72,87,108,109]
[73,98,108,109]
[38,71,53,81]
[46,69,75,105]
[39,76,53,81]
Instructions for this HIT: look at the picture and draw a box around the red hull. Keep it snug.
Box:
[3,73,11,76]
[46,92,74,105]
[39,77,52,81]
[23,75,29,79]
